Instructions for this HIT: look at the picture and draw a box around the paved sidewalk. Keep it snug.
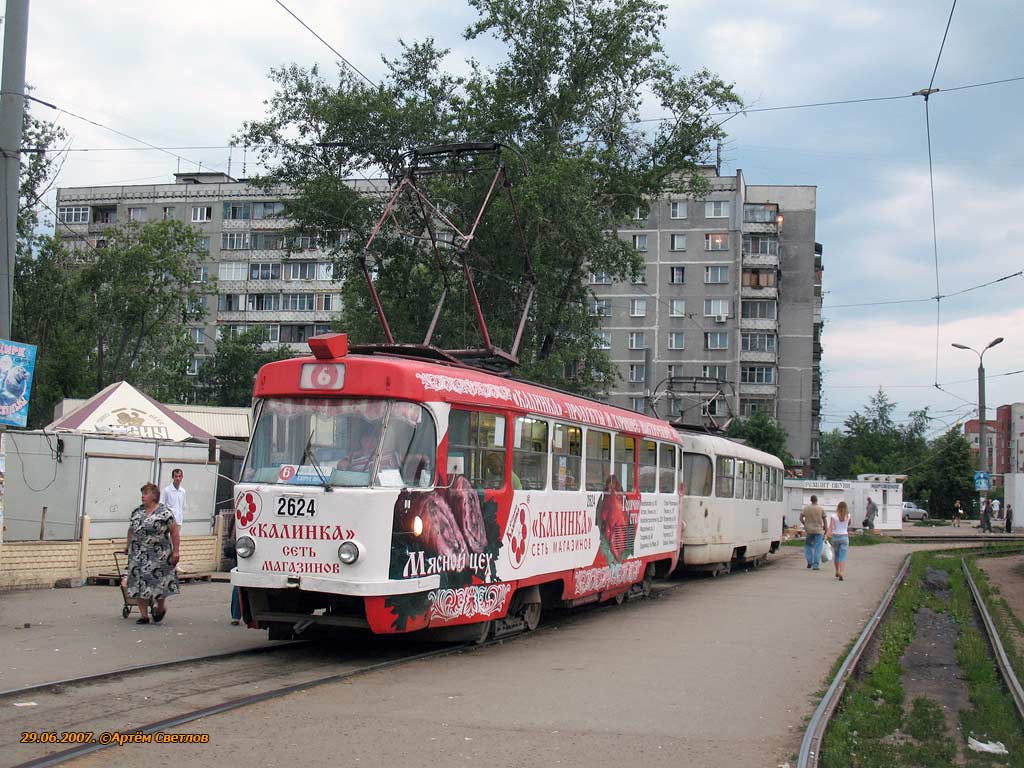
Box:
[0,582,261,692]
[69,544,923,768]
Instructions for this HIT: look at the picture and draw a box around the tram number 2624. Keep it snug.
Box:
[276,497,318,518]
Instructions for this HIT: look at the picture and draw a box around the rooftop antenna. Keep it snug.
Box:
[242,144,247,177]
[227,146,232,177]
[716,141,722,176]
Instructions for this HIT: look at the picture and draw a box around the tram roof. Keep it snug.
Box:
[254,341,681,444]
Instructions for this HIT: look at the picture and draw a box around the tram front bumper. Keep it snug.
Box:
[231,569,441,596]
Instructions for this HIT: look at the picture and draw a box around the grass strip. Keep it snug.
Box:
[783,535,900,548]
[965,557,1024,703]
[820,552,1024,767]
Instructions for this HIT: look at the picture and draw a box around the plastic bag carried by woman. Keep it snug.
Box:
[821,538,834,563]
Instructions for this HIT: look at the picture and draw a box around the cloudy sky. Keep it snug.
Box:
[17,0,1024,436]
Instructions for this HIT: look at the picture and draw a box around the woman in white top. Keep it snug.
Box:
[826,501,852,581]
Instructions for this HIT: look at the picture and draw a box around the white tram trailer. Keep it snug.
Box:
[231,334,685,640]
[675,432,785,576]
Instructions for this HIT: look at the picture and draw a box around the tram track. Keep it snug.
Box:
[798,545,1024,768]
[3,638,475,768]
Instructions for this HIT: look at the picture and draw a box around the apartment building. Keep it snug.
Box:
[54,172,383,374]
[592,167,823,472]
[964,402,1024,486]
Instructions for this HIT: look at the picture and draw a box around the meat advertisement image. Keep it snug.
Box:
[385,475,503,630]
[596,476,636,564]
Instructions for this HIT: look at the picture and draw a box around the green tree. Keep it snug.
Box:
[198,327,292,407]
[238,0,740,395]
[920,427,974,517]
[726,410,794,466]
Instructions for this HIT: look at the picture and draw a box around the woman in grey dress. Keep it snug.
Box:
[126,482,180,624]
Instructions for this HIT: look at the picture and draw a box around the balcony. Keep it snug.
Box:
[740,349,777,364]
[741,285,778,299]
[739,316,778,331]
[739,382,777,396]
[742,251,779,267]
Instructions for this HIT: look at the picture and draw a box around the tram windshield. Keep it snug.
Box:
[242,398,436,488]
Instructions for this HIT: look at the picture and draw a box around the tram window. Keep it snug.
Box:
[754,464,763,500]
[716,457,734,498]
[448,409,507,490]
[614,435,636,492]
[551,423,582,491]
[745,461,755,500]
[585,430,612,491]
[761,465,770,499]
[659,444,677,493]
[769,467,778,502]
[682,453,713,497]
[735,460,745,498]
[378,402,437,488]
[513,416,549,491]
[775,468,783,501]
[639,440,657,492]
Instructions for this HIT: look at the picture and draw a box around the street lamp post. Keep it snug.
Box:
[952,337,1004,504]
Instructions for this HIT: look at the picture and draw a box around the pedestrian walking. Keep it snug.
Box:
[992,498,1002,520]
[126,482,180,624]
[800,494,827,570]
[160,468,187,527]
[827,501,852,581]
[981,498,993,533]
[1005,504,1014,534]
[864,496,878,531]
[952,499,962,528]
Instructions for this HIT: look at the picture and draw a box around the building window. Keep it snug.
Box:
[190,327,204,344]
[588,299,612,317]
[315,294,336,312]
[317,262,334,281]
[629,364,646,383]
[247,293,281,311]
[217,262,247,281]
[186,359,200,376]
[279,324,319,344]
[217,294,244,312]
[283,293,315,311]
[741,398,775,417]
[743,203,776,223]
[194,236,211,252]
[743,234,778,256]
[705,233,729,251]
[223,202,251,220]
[703,398,724,417]
[192,265,209,284]
[291,234,318,251]
[741,366,775,384]
[703,364,727,380]
[287,262,317,281]
[590,272,612,284]
[670,234,687,251]
[249,262,282,280]
[127,207,147,222]
[670,201,687,219]
[631,270,646,285]
[221,232,251,250]
[741,300,777,320]
[162,206,176,221]
[703,299,730,317]
[594,331,611,350]
[57,206,89,224]
[628,331,646,350]
[670,299,686,317]
[631,397,646,413]
[705,201,730,218]
[669,266,685,284]
[704,332,729,350]
[253,232,288,250]
[668,332,686,350]
[742,332,776,352]
[705,265,729,284]
[743,268,777,287]
[191,206,213,223]
[264,324,281,343]
[253,201,285,219]
[667,364,681,379]
[632,234,648,251]
[634,205,648,220]
[630,299,647,317]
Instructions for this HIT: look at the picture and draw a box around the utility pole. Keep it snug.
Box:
[0,0,30,340]
[953,336,1004,510]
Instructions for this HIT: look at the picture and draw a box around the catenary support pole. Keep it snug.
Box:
[0,0,30,339]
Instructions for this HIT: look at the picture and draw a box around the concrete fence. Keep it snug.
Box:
[0,514,225,591]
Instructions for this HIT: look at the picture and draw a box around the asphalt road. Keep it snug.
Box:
[63,543,917,768]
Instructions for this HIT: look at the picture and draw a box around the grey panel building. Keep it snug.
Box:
[54,172,382,372]
[594,167,822,472]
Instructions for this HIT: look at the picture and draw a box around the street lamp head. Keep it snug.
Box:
[986,337,1004,349]
[951,343,970,350]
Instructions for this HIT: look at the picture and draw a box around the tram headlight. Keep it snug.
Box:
[412,515,423,536]
[236,536,255,559]
[338,540,359,565]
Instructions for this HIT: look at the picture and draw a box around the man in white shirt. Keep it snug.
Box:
[161,468,187,527]
[992,498,1002,520]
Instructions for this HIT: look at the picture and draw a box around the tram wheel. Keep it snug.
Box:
[521,602,542,631]
[641,574,653,597]
[471,620,492,645]
[267,622,294,641]
[614,591,627,605]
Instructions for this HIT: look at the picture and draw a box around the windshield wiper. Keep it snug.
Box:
[300,429,333,492]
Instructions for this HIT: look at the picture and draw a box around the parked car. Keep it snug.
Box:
[902,502,929,521]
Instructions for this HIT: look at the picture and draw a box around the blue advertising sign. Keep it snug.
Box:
[0,339,38,428]
[974,471,990,492]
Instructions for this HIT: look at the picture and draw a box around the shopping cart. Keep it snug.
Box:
[113,551,151,619]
